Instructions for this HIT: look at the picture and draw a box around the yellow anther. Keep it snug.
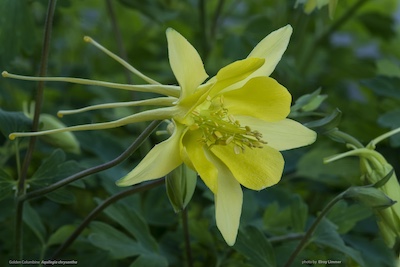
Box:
[189,123,200,130]
[214,131,223,139]
[234,145,242,155]
[225,136,234,145]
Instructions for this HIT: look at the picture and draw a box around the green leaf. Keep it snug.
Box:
[46,188,76,204]
[0,0,36,66]
[358,12,395,40]
[297,143,360,186]
[143,186,175,226]
[89,221,146,259]
[311,219,365,266]
[100,201,159,251]
[327,202,371,234]
[361,76,400,99]
[344,236,398,267]
[234,226,276,267]
[290,195,308,232]
[129,254,168,267]
[47,225,76,247]
[23,202,46,245]
[304,109,342,133]
[263,202,291,235]
[0,169,14,201]
[0,109,32,137]
[30,149,82,185]
[290,88,327,113]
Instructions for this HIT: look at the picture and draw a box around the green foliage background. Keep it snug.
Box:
[1,0,400,266]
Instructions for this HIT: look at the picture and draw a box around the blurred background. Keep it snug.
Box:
[1,0,400,266]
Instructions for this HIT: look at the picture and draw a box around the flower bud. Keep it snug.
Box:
[38,114,81,154]
[364,163,400,248]
[166,164,197,213]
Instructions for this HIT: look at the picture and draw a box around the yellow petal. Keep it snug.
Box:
[206,150,242,246]
[222,77,291,122]
[211,144,284,190]
[181,129,218,193]
[166,28,208,99]
[237,116,317,151]
[116,125,184,186]
[247,25,292,77]
[209,58,265,96]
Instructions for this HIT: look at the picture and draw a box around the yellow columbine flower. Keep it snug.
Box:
[3,25,316,245]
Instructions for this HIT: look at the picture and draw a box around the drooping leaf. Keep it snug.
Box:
[88,221,146,259]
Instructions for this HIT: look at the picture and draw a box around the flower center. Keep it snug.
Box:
[188,96,266,154]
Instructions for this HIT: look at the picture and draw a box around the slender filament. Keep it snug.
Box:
[58,97,177,117]
[2,71,180,97]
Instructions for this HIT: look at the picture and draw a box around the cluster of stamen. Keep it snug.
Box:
[189,96,267,154]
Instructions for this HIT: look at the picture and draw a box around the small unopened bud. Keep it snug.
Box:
[38,114,81,154]
[166,164,197,213]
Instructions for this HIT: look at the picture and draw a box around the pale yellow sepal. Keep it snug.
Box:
[166,28,208,99]
[116,124,184,186]
[206,150,243,246]
[247,25,293,77]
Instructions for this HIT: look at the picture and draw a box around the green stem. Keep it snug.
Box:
[105,0,134,86]
[300,0,369,74]
[51,178,165,258]
[182,207,193,267]
[14,0,57,260]
[19,120,162,202]
[15,201,24,262]
[316,0,370,45]
[283,190,347,267]
[198,0,209,60]
[210,0,225,40]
